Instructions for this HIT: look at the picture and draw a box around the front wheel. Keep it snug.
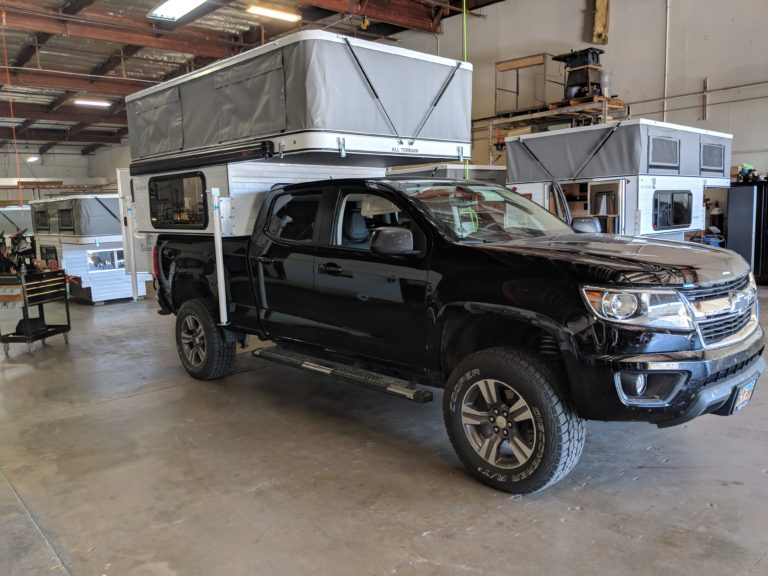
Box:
[175,298,236,380]
[444,347,585,494]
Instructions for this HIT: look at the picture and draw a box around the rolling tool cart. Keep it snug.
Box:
[0,270,70,356]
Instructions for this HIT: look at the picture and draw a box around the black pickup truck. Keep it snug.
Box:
[154,177,764,493]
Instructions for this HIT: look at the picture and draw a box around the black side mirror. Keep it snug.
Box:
[572,217,602,234]
[370,227,414,256]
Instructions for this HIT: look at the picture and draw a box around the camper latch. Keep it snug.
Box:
[337,137,347,158]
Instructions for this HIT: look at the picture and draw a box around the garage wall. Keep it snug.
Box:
[0,146,91,202]
[87,143,131,185]
[396,0,768,169]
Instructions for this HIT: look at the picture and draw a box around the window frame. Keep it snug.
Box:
[86,248,126,273]
[58,208,75,231]
[263,189,324,245]
[40,245,58,263]
[700,143,725,172]
[652,190,693,231]
[648,136,681,169]
[34,209,50,231]
[148,171,208,230]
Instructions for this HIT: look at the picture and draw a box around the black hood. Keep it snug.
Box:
[481,233,749,287]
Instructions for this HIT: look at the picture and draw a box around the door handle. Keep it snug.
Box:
[256,256,274,264]
[318,262,344,275]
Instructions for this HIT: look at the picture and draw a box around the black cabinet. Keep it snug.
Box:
[727,183,768,283]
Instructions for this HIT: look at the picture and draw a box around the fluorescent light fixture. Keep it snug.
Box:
[74,99,112,108]
[247,4,301,22]
[149,0,208,21]
[26,156,40,163]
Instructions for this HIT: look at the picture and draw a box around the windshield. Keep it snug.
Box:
[386,180,573,242]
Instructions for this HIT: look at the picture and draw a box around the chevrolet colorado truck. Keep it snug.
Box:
[154,178,764,493]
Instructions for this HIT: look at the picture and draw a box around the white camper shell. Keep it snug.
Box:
[505,119,733,241]
[29,195,152,303]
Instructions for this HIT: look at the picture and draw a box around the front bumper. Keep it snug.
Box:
[568,323,765,426]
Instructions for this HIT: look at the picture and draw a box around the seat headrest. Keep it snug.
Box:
[343,210,368,242]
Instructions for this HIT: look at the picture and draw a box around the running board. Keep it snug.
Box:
[252,348,434,403]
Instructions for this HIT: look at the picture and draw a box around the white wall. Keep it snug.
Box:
[396,0,768,168]
[87,143,131,184]
[0,145,94,202]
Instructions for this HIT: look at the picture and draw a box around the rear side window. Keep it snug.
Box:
[149,172,207,229]
[653,190,692,230]
[266,191,322,242]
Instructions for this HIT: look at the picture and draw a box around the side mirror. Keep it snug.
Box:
[370,227,414,256]
[572,217,602,234]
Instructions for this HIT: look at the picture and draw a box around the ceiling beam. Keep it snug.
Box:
[38,142,56,155]
[0,3,232,58]
[0,126,123,144]
[90,45,142,78]
[0,102,127,125]
[81,128,128,155]
[0,67,150,96]
[299,0,438,32]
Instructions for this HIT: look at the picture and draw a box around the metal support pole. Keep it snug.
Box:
[211,188,229,326]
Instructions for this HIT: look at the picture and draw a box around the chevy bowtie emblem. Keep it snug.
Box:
[729,291,751,315]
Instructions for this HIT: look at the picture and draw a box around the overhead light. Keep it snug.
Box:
[149,0,208,21]
[74,99,112,108]
[26,156,40,163]
[247,4,301,22]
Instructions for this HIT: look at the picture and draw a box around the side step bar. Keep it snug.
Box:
[252,347,434,403]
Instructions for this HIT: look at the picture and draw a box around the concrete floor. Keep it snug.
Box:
[1,297,767,576]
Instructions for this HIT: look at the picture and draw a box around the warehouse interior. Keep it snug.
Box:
[2,1,768,575]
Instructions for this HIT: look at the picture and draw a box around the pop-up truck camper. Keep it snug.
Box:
[505,119,733,241]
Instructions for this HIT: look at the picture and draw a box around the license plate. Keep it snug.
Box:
[734,379,757,413]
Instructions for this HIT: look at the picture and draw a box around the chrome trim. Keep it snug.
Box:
[613,371,688,408]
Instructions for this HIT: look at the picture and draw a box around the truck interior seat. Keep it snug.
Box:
[342,210,371,248]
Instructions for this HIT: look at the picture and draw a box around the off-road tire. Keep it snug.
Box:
[175,298,236,380]
[444,347,585,494]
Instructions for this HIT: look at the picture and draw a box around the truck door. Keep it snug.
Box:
[250,188,324,342]
[312,186,430,369]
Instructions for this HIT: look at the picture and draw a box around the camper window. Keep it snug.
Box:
[652,190,692,230]
[40,246,57,262]
[148,172,207,229]
[59,209,74,231]
[87,249,125,272]
[35,209,49,230]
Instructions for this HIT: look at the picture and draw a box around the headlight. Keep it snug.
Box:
[581,286,693,330]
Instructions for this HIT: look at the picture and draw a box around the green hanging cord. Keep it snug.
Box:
[463,0,469,179]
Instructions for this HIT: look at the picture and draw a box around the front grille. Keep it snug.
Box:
[704,352,762,386]
[696,308,753,346]
[680,275,749,302]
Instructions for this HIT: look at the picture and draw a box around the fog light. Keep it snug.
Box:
[619,373,647,397]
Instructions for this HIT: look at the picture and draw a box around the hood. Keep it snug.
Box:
[481,233,749,287]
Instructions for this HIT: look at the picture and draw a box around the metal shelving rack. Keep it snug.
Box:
[0,270,71,356]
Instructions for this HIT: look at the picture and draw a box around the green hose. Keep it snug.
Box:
[463,0,469,179]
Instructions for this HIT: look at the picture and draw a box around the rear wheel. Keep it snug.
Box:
[175,298,235,380]
[444,347,585,494]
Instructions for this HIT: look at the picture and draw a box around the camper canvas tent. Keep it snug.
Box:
[126,31,473,238]
[127,30,472,174]
[505,119,732,240]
